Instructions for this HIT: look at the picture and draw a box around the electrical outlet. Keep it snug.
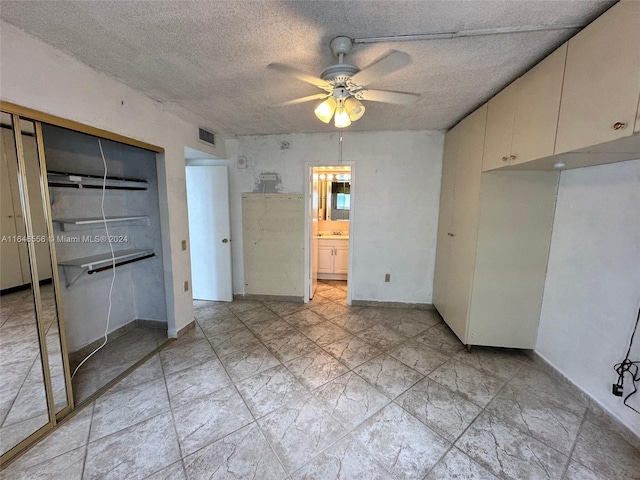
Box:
[183,281,189,292]
[384,273,391,283]
[181,240,187,251]
[259,173,277,181]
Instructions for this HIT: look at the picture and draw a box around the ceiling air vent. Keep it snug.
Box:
[198,127,215,147]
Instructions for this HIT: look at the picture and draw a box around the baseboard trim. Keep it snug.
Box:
[351,299,435,310]
[177,320,196,337]
[234,293,304,303]
[528,351,640,449]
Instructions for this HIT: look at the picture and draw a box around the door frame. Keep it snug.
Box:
[303,161,355,305]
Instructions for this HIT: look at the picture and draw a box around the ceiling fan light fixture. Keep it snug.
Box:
[314,97,336,123]
[345,96,365,121]
[334,106,351,128]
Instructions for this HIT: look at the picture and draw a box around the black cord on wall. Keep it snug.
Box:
[613,303,640,415]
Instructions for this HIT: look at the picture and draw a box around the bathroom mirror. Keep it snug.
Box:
[317,172,351,221]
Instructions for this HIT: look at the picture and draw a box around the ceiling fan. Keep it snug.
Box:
[267,36,419,128]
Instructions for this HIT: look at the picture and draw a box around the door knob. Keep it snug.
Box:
[222,238,229,243]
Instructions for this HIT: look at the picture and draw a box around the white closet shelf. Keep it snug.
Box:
[47,172,148,190]
[53,216,149,231]
[59,248,155,287]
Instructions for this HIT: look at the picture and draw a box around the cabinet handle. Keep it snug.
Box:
[501,156,508,162]
[613,122,627,130]
[222,238,229,243]
[510,154,517,161]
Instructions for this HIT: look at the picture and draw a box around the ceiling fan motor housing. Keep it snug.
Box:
[320,64,360,84]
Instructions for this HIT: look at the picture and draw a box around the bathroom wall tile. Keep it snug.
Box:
[387,339,449,375]
[425,447,499,480]
[487,383,582,455]
[428,360,505,408]
[322,335,382,369]
[455,413,567,480]
[258,393,346,473]
[165,359,231,408]
[184,423,286,480]
[172,385,253,456]
[314,372,389,430]
[219,344,281,382]
[355,324,408,351]
[236,364,308,418]
[415,323,466,356]
[572,420,640,480]
[354,354,424,399]
[263,330,318,363]
[297,321,351,347]
[354,403,450,479]
[453,347,526,381]
[291,434,390,480]
[89,377,170,442]
[396,378,481,442]
[284,348,349,390]
[83,412,181,480]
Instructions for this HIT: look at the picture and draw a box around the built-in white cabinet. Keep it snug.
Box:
[434,103,559,348]
[480,1,639,172]
[317,238,348,280]
[482,44,567,171]
[555,1,640,154]
[482,82,517,171]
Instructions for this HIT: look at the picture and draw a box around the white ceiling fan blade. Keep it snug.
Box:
[359,89,419,105]
[278,93,330,106]
[350,50,411,86]
[267,63,331,89]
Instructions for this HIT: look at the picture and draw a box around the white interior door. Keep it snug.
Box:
[186,166,232,301]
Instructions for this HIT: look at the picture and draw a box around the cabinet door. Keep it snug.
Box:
[446,104,487,343]
[555,1,640,153]
[432,123,460,316]
[334,244,349,274]
[511,44,566,165]
[482,82,517,171]
[317,244,334,273]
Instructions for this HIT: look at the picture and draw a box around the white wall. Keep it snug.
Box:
[225,130,444,304]
[536,159,640,435]
[0,21,229,335]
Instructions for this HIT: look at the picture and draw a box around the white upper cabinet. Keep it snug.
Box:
[555,1,640,154]
[511,44,567,165]
[482,82,517,171]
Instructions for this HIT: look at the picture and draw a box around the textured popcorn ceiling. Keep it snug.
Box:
[0,0,614,135]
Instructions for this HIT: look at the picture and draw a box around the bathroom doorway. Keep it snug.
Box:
[307,165,352,305]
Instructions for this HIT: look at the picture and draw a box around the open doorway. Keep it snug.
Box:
[308,165,352,305]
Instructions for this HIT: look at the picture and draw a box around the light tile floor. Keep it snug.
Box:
[3,280,639,479]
